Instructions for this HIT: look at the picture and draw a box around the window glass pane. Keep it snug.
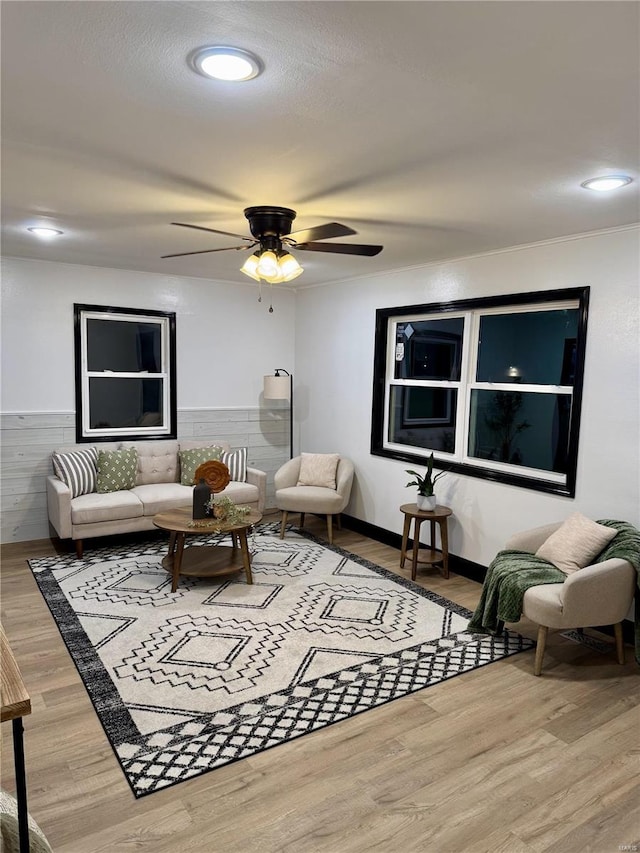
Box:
[89,378,163,429]
[468,389,571,473]
[476,309,578,385]
[388,385,457,453]
[394,318,464,380]
[87,319,162,373]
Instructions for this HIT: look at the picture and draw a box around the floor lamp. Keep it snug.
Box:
[264,369,293,459]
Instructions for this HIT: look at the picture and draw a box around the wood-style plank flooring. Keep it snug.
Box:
[1,516,638,853]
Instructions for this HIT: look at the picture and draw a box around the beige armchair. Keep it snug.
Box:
[275,455,355,545]
[507,522,636,676]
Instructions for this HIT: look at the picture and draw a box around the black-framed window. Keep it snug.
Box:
[74,304,177,442]
[371,287,589,497]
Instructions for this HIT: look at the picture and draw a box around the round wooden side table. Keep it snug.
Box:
[399,503,452,581]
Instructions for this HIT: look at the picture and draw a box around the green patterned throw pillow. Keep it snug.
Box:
[96,447,138,493]
[179,446,223,485]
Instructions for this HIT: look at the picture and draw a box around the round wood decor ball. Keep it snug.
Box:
[194,460,231,493]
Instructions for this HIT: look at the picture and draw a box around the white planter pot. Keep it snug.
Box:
[417,494,437,511]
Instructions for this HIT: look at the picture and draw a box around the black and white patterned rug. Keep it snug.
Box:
[29,524,534,798]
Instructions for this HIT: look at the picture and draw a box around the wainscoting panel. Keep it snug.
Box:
[0,407,289,544]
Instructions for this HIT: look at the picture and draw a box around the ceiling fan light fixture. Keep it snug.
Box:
[164,205,382,303]
[240,253,261,281]
[283,266,304,282]
[190,46,263,82]
[256,249,279,278]
[581,175,633,192]
[278,252,303,281]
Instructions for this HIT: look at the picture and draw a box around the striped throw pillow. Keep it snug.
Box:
[221,448,247,482]
[52,447,98,498]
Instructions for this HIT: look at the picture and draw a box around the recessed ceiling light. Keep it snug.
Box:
[27,226,64,238]
[189,46,263,82]
[581,175,633,192]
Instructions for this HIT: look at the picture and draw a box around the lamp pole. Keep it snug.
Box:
[264,368,293,459]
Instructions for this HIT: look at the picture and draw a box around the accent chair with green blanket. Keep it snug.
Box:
[468,516,639,676]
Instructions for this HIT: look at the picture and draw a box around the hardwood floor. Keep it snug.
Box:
[1,517,638,853]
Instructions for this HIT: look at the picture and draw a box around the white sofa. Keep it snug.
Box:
[47,439,266,558]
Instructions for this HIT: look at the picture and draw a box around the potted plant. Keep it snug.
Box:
[405,453,447,511]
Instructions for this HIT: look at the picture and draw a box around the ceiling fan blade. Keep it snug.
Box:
[295,241,383,257]
[171,222,253,241]
[287,222,357,244]
[161,245,254,259]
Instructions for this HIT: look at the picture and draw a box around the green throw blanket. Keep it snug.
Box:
[468,520,640,664]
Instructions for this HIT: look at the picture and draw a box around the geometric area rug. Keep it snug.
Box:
[29,523,535,798]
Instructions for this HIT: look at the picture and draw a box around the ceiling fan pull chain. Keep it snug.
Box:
[269,283,274,313]
[257,281,262,303]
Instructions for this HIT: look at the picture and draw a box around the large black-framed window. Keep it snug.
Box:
[74,304,177,442]
[371,287,589,497]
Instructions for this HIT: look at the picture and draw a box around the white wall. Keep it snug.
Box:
[1,258,295,542]
[1,258,295,411]
[294,227,640,566]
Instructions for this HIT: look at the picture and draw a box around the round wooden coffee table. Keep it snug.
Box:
[153,506,262,592]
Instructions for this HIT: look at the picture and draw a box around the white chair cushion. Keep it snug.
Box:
[276,485,344,514]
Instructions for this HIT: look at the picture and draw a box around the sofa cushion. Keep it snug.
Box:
[221,447,247,483]
[97,447,139,493]
[179,446,224,485]
[52,446,98,497]
[219,481,260,506]
[131,483,194,516]
[70,490,144,524]
[121,440,179,485]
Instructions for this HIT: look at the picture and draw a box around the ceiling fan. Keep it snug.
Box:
[161,205,383,285]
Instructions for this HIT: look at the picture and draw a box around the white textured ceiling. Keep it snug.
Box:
[1,1,639,288]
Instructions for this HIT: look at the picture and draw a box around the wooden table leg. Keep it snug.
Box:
[171,533,185,592]
[411,518,423,581]
[440,517,450,578]
[167,531,177,556]
[238,529,253,584]
[400,513,411,568]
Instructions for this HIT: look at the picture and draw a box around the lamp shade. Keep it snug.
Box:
[240,253,261,281]
[257,250,278,278]
[264,374,290,400]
